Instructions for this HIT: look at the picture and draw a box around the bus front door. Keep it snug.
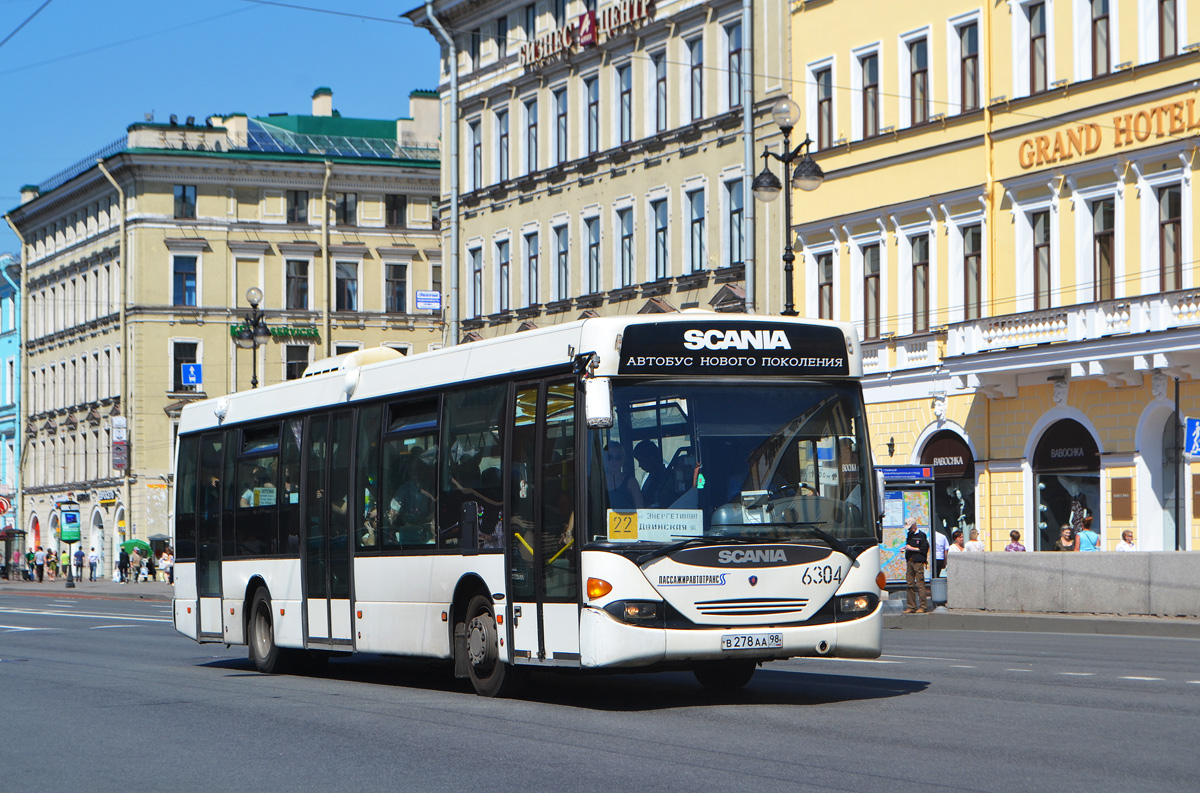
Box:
[506,379,581,665]
[302,413,354,648]
[196,432,226,641]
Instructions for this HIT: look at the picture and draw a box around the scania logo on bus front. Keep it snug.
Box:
[717,548,789,565]
[683,329,793,351]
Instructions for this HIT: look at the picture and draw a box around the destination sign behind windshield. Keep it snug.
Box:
[617,322,850,376]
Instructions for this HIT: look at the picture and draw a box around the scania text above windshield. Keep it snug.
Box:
[617,321,850,376]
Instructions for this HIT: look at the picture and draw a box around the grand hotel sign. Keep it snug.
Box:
[520,0,654,70]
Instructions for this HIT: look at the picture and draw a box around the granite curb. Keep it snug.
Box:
[0,577,173,602]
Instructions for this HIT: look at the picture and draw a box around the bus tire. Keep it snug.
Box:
[248,589,293,674]
[464,594,520,697]
[693,659,757,690]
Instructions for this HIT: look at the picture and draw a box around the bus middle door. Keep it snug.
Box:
[506,379,580,665]
[303,412,355,648]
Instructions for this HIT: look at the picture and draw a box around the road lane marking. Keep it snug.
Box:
[90,625,139,630]
[1121,676,1163,681]
[950,665,976,669]
[0,607,169,623]
[807,657,901,664]
[1006,669,1033,673]
[0,625,50,632]
[884,654,957,661]
[1059,672,1095,676]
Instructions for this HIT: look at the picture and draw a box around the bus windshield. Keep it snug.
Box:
[586,380,876,547]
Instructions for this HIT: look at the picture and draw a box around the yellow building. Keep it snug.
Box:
[406,0,796,339]
[789,0,1198,552]
[4,89,442,571]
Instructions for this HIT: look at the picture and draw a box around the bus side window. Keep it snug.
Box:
[280,419,302,555]
[380,399,439,550]
[175,435,199,561]
[354,405,382,552]
[440,384,506,550]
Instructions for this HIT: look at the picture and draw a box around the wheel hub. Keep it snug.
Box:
[466,614,496,668]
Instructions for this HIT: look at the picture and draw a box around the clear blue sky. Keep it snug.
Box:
[0,0,440,254]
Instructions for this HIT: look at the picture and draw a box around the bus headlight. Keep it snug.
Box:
[603,600,663,625]
[839,595,872,613]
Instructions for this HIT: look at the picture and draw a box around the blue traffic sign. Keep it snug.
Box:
[181,364,203,386]
[415,290,442,311]
[1186,418,1200,457]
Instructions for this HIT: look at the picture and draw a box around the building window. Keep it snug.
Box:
[172,342,198,392]
[336,262,359,311]
[617,209,634,287]
[468,28,481,69]
[525,3,536,40]
[587,217,601,293]
[496,14,508,58]
[498,240,511,312]
[555,89,568,164]
[1030,2,1047,94]
[964,224,982,320]
[1160,0,1177,59]
[817,252,834,320]
[652,199,668,280]
[910,38,929,125]
[1032,210,1051,309]
[553,0,566,26]
[525,232,539,306]
[174,185,196,219]
[618,64,633,144]
[1092,199,1114,302]
[688,189,706,273]
[912,234,929,333]
[555,226,569,301]
[285,345,309,381]
[726,22,742,109]
[495,110,510,183]
[286,259,309,310]
[653,52,667,133]
[470,249,483,317]
[286,190,308,224]
[469,121,482,189]
[726,179,744,267]
[172,256,197,306]
[816,68,833,149]
[1160,185,1182,292]
[863,243,881,339]
[385,194,407,227]
[1091,0,1110,78]
[861,53,879,137]
[334,193,357,226]
[585,76,600,154]
[689,37,704,121]
[960,23,979,111]
[386,263,408,313]
[525,98,538,175]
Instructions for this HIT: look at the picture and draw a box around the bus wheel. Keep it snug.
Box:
[464,594,518,697]
[693,659,757,690]
[248,589,291,674]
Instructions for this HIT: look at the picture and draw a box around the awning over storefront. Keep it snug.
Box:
[920,430,975,479]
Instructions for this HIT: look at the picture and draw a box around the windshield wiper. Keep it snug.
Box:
[749,522,855,559]
[636,535,762,566]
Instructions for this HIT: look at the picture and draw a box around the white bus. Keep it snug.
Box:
[172,314,884,695]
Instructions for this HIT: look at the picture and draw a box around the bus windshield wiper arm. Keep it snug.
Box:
[636,536,760,566]
[749,522,856,559]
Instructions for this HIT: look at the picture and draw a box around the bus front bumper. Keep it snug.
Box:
[578,604,882,668]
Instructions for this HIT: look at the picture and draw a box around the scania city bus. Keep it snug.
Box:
[172,313,884,696]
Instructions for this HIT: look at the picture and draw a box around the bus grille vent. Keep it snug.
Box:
[694,597,810,617]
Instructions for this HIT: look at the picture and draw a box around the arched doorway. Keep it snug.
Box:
[90,509,106,581]
[919,430,976,567]
[31,515,40,550]
[1032,419,1101,551]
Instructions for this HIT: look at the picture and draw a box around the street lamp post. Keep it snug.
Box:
[233,287,271,388]
[751,97,825,317]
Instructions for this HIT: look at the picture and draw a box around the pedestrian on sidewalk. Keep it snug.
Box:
[88,547,99,581]
[146,552,156,583]
[130,548,142,583]
[1004,530,1026,552]
[118,547,130,584]
[903,519,929,614]
[965,529,985,552]
[164,548,174,585]
[1115,530,1137,552]
[73,547,85,580]
[26,548,35,580]
[46,549,57,580]
[1054,525,1077,552]
[1077,516,1101,552]
[34,546,45,582]
[932,526,949,577]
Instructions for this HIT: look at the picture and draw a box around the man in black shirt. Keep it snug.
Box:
[903,519,930,613]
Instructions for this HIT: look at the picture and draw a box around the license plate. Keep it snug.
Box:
[720,632,783,651]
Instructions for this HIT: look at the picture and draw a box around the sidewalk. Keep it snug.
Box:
[881,598,1200,639]
[0,574,173,602]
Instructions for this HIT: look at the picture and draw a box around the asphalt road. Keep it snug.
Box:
[2,593,1197,793]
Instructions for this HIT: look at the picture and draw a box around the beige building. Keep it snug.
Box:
[405,0,798,340]
[4,88,442,571]
[788,0,1198,553]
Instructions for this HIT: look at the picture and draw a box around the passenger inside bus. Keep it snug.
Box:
[603,442,643,510]
[632,440,669,507]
